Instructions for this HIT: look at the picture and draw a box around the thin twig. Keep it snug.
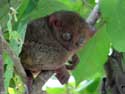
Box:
[86,3,100,26]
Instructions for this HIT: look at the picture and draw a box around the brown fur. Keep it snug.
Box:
[20,11,95,85]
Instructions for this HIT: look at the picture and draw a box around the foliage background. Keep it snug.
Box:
[0,0,125,94]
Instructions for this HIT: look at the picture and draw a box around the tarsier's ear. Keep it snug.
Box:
[49,15,62,29]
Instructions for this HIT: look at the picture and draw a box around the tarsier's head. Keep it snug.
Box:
[48,11,95,52]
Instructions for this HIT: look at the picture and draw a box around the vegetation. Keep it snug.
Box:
[0,0,125,94]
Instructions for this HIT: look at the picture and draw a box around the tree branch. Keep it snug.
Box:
[0,30,5,94]
[31,71,54,94]
[86,3,100,26]
[0,29,27,83]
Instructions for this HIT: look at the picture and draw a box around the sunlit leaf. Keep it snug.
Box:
[17,0,30,20]
[76,77,100,94]
[100,0,125,52]
[46,87,65,94]
[3,52,14,92]
[8,87,15,94]
[57,0,91,17]
[29,0,69,20]
[73,25,110,84]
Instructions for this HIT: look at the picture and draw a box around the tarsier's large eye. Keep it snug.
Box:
[62,32,72,41]
[76,37,85,47]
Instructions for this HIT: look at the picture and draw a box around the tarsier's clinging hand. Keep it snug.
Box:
[20,11,95,90]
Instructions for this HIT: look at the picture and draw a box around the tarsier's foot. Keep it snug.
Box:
[55,66,70,84]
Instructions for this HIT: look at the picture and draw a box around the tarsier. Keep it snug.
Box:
[101,50,125,94]
[20,11,95,93]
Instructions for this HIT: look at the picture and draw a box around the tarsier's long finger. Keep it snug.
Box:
[66,54,79,70]
[55,66,70,84]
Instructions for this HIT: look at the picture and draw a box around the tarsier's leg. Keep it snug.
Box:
[66,54,79,70]
[55,66,70,84]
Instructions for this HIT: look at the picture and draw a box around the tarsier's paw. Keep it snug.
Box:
[66,54,79,70]
[55,66,70,84]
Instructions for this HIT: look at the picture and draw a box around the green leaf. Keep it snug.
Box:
[0,0,21,28]
[17,0,30,20]
[82,77,100,93]
[29,0,69,20]
[17,0,39,21]
[100,0,125,52]
[8,87,15,94]
[9,74,25,94]
[73,25,110,84]
[87,0,95,5]
[0,0,9,20]
[76,77,100,94]
[57,0,91,17]
[9,31,20,40]
[12,21,27,55]
[6,12,25,55]
[46,87,65,94]
[7,14,13,33]
[3,52,14,92]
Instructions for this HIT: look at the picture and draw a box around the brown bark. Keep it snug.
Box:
[0,30,5,94]
[0,29,27,90]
